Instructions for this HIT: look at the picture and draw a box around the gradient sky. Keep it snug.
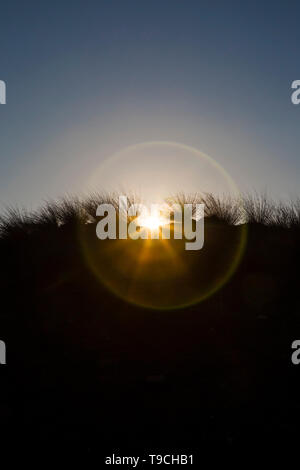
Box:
[0,0,299,209]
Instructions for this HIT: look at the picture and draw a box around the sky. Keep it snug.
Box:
[0,0,299,209]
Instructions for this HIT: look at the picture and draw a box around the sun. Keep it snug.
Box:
[137,209,169,232]
[139,214,161,230]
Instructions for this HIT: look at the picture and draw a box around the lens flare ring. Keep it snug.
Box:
[80,141,247,309]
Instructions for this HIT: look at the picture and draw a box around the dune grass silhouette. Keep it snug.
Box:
[0,192,299,451]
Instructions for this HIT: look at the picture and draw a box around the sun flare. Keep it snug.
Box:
[137,208,169,232]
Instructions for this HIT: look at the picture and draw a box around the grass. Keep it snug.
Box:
[0,190,299,448]
[0,192,299,239]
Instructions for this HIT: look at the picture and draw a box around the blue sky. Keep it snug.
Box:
[0,0,299,208]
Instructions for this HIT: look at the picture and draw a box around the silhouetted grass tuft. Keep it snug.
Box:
[0,192,299,239]
[0,190,300,448]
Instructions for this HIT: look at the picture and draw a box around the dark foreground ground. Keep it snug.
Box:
[0,214,300,460]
